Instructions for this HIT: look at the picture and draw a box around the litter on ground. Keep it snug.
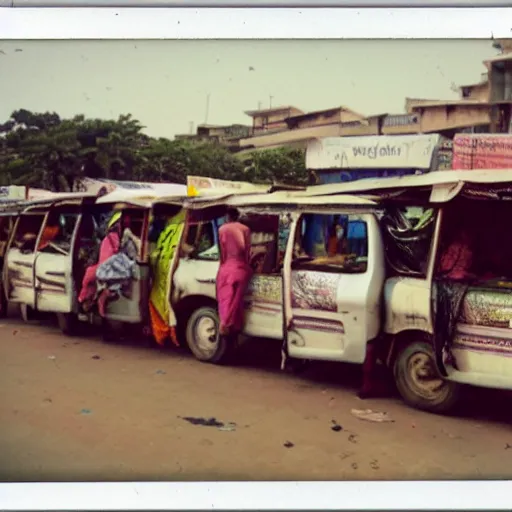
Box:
[351,408,395,423]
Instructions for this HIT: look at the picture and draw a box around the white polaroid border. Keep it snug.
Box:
[0,480,511,510]
[0,7,510,39]
[0,5,511,512]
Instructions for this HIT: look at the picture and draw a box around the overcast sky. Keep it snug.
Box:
[0,39,498,139]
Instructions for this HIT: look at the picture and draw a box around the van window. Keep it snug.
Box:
[381,206,436,277]
[123,209,144,239]
[292,213,368,274]
[13,213,45,253]
[38,212,79,255]
[185,221,219,260]
[0,216,14,257]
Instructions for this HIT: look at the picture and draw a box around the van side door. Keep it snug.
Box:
[3,209,47,307]
[104,207,148,324]
[283,210,385,363]
[34,205,81,313]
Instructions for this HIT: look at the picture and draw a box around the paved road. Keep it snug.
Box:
[0,312,511,482]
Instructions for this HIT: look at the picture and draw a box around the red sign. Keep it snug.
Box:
[452,134,512,170]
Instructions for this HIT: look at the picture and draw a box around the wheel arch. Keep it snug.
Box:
[386,328,433,368]
[174,294,218,341]
[174,294,218,319]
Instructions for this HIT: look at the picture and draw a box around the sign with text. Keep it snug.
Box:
[306,134,440,170]
[0,185,26,201]
[76,178,187,197]
[187,175,269,196]
[452,134,512,170]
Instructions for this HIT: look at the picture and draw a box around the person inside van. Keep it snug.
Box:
[216,207,253,340]
[439,228,474,281]
[38,215,61,251]
[17,232,38,253]
[347,219,367,258]
[78,212,123,309]
[327,220,346,257]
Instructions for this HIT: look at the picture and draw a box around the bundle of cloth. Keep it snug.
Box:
[78,211,141,317]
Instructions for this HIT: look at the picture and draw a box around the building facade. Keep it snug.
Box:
[245,106,304,135]
[178,47,512,153]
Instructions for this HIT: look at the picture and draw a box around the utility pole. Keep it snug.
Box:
[189,121,194,134]
[269,95,273,109]
[205,93,211,124]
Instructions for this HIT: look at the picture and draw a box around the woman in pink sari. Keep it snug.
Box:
[217,207,253,340]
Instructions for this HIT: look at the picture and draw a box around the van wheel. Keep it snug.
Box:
[185,306,233,364]
[57,313,79,336]
[394,340,461,414]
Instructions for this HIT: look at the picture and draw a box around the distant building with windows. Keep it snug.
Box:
[175,123,252,151]
[245,106,304,135]
[176,46,512,153]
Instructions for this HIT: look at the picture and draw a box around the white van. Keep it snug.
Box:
[0,203,24,317]
[3,194,96,326]
[170,170,512,414]
[2,192,185,339]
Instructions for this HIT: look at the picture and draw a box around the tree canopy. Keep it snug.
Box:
[0,109,308,191]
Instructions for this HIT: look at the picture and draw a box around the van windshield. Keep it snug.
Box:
[292,213,368,274]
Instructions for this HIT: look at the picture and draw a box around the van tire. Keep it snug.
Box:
[185,306,233,364]
[57,313,79,336]
[394,340,461,414]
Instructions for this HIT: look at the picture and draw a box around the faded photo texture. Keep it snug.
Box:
[0,39,510,483]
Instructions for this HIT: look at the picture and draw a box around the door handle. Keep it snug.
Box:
[13,261,33,268]
[196,278,215,284]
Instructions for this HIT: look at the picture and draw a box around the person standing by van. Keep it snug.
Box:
[216,207,253,341]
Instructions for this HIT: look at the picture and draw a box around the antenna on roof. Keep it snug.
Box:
[258,101,262,111]
[269,95,273,109]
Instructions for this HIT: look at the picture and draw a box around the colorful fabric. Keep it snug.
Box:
[38,225,59,251]
[348,220,366,239]
[93,228,143,317]
[96,252,135,285]
[440,241,473,281]
[78,231,120,304]
[149,210,186,346]
[108,211,122,230]
[216,221,253,333]
[121,228,141,261]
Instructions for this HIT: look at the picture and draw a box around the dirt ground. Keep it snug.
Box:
[0,309,511,482]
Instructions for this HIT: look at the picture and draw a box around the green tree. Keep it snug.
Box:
[82,114,146,181]
[0,109,307,191]
[135,139,244,184]
[240,146,308,185]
